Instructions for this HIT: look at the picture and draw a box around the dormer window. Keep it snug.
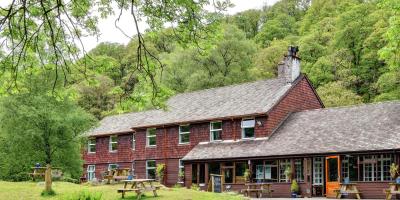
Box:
[241,118,255,139]
[109,135,118,152]
[210,121,222,141]
[147,128,156,147]
[88,138,96,153]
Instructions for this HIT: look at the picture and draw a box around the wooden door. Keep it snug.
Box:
[325,156,340,198]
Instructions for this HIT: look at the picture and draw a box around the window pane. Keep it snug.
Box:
[328,158,338,182]
[147,160,156,168]
[241,119,255,128]
[148,128,156,136]
[199,164,205,183]
[243,127,255,138]
[212,130,222,140]
[180,133,190,143]
[89,144,96,153]
[111,143,117,151]
[192,164,198,184]
[147,169,156,179]
[111,136,117,142]
[180,125,190,133]
[294,159,304,182]
[109,164,118,171]
[149,135,156,146]
[211,122,222,130]
[235,163,246,177]
[208,163,220,175]
[132,135,135,149]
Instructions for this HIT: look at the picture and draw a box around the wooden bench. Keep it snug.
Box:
[242,188,274,198]
[29,167,46,181]
[117,188,141,199]
[384,188,400,200]
[335,189,362,199]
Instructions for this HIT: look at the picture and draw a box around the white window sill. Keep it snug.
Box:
[87,152,96,154]
[178,142,190,145]
[240,137,255,140]
[109,150,118,153]
[210,140,222,143]
[146,145,156,148]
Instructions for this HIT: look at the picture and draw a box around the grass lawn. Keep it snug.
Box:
[0,181,244,200]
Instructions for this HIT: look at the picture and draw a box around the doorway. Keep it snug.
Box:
[325,156,340,198]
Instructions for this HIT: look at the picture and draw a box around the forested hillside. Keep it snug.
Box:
[1,0,399,120]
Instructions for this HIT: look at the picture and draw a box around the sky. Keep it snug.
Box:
[81,0,279,51]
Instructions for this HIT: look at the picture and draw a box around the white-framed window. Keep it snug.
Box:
[109,135,118,152]
[241,118,255,139]
[377,154,392,181]
[108,164,118,171]
[88,138,96,153]
[87,165,96,181]
[313,157,323,185]
[146,160,156,179]
[132,134,136,150]
[179,159,185,177]
[279,159,290,182]
[294,159,304,182]
[210,121,222,141]
[362,155,376,181]
[179,125,190,144]
[146,128,156,147]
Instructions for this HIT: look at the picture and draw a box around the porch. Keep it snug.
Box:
[184,153,399,199]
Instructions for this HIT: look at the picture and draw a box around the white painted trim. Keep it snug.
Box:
[179,125,190,144]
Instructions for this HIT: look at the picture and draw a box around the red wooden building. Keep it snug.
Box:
[83,47,400,198]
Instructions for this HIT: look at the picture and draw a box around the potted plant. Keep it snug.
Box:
[390,163,399,183]
[243,168,251,183]
[291,179,299,198]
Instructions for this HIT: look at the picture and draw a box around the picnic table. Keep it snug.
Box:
[384,183,400,200]
[117,179,160,199]
[335,183,362,199]
[104,168,130,184]
[241,183,274,198]
[29,166,62,181]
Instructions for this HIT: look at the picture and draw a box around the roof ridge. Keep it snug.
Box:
[293,100,400,114]
[171,77,283,98]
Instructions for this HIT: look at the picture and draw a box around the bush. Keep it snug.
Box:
[156,163,166,183]
[41,189,56,196]
[66,191,102,200]
[173,183,183,188]
[191,183,200,191]
[61,176,79,184]
[291,180,299,193]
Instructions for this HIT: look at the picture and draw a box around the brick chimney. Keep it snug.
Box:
[278,46,300,84]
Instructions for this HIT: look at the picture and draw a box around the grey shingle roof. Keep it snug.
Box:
[88,77,294,136]
[182,101,400,161]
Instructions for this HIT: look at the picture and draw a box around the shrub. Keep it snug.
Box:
[191,183,200,191]
[291,180,299,193]
[61,176,79,184]
[41,189,56,196]
[173,183,183,188]
[66,191,102,200]
[156,163,166,183]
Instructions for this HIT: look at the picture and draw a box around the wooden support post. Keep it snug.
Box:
[45,164,52,192]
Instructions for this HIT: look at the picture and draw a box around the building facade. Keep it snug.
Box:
[83,48,400,198]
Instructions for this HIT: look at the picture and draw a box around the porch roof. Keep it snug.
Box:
[182,101,400,161]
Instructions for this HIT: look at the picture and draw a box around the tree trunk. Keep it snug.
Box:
[45,164,52,192]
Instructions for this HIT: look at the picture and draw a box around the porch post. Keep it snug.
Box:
[205,163,209,186]
[184,163,192,188]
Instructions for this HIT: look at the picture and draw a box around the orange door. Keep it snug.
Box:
[325,156,340,198]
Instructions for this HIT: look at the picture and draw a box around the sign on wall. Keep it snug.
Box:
[210,174,222,193]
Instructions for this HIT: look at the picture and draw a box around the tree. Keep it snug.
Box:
[0,90,96,185]
[0,0,231,91]
[375,0,400,102]
[316,81,362,107]
[162,24,256,92]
